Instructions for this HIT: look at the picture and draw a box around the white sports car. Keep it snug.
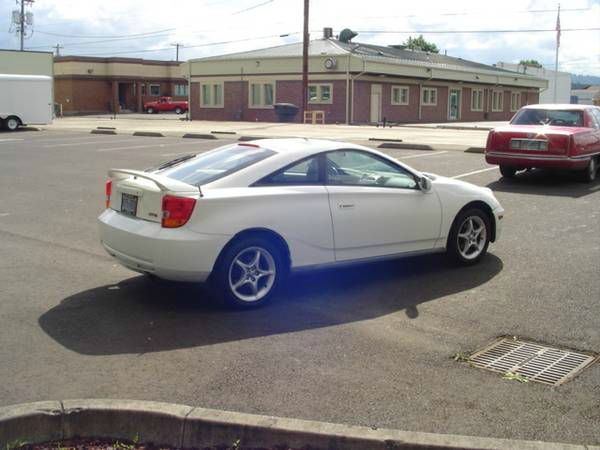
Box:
[98,139,504,307]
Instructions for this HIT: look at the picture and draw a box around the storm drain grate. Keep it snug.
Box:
[468,337,598,386]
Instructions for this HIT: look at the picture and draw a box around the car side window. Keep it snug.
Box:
[256,156,321,185]
[326,150,418,189]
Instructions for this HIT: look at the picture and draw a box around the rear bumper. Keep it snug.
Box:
[98,209,231,282]
[485,151,591,170]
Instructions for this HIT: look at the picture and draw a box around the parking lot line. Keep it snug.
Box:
[44,139,143,148]
[96,141,203,152]
[398,151,448,159]
[0,138,24,143]
[452,167,498,179]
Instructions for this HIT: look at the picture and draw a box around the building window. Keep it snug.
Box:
[308,83,333,104]
[422,87,437,106]
[249,82,275,108]
[140,84,146,96]
[510,92,521,111]
[492,91,504,112]
[149,84,160,96]
[174,84,188,96]
[391,86,409,105]
[200,82,224,108]
[471,89,484,111]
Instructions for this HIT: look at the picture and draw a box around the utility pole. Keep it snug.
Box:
[53,43,63,56]
[15,0,34,51]
[301,0,309,119]
[171,43,183,62]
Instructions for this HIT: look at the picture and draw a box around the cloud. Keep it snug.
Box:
[0,0,598,75]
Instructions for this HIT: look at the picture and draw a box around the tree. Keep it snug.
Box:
[402,35,439,53]
[519,59,542,68]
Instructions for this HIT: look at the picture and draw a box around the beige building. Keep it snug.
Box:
[0,49,54,77]
[186,35,547,124]
[54,56,187,115]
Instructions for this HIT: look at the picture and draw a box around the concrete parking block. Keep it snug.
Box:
[378,142,433,150]
[91,129,117,135]
[0,401,62,448]
[132,131,164,137]
[182,133,217,139]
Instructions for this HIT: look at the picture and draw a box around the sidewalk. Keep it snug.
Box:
[43,116,492,152]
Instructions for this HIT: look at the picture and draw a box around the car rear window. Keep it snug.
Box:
[156,144,275,186]
[511,109,584,127]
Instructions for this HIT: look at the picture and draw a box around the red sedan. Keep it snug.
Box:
[485,104,600,182]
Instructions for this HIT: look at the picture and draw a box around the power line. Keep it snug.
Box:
[77,32,300,57]
[354,27,600,34]
[360,7,593,19]
[25,31,175,49]
[232,0,275,15]
[34,28,176,39]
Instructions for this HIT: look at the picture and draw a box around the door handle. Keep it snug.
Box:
[338,204,355,209]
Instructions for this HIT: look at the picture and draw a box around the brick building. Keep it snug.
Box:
[53,56,187,115]
[187,35,547,124]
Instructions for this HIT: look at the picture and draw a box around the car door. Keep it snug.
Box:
[252,155,335,267]
[324,149,442,262]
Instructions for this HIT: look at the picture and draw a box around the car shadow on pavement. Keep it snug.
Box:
[39,253,503,355]
[487,169,599,198]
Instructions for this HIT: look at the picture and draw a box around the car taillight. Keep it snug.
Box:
[162,195,196,228]
[105,179,112,209]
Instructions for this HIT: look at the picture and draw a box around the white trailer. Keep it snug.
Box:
[0,74,53,131]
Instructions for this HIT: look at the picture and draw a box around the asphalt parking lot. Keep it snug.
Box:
[0,130,599,445]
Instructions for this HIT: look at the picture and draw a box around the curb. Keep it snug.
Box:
[1,400,597,450]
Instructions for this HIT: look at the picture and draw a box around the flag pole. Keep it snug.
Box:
[553,3,560,103]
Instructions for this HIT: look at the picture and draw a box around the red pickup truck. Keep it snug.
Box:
[144,96,188,114]
[485,104,600,182]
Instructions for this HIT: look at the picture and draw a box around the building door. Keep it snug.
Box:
[448,88,461,120]
[370,84,382,123]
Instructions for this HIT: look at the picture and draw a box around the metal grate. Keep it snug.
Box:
[468,337,598,386]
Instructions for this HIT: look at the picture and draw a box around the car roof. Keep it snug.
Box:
[521,104,596,111]
[246,138,369,156]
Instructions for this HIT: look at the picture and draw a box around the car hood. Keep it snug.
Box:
[424,172,502,211]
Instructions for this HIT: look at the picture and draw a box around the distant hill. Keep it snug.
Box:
[571,74,600,86]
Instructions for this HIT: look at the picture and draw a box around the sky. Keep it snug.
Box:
[1,0,599,76]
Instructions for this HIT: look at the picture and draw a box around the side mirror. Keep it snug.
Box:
[418,176,432,192]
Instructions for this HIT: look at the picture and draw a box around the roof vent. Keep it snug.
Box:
[323,27,333,39]
[339,28,358,43]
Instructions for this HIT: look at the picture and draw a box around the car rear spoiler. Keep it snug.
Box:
[108,169,201,194]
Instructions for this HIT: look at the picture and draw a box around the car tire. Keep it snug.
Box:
[581,157,597,183]
[175,107,182,114]
[499,165,517,178]
[212,236,286,308]
[5,116,20,131]
[146,108,154,114]
[447,208,491,265]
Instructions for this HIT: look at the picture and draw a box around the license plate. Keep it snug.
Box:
[510,139,548,151]
[121,193,138,216]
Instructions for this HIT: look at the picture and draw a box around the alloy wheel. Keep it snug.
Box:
[457,216,487,260]
[228,246,276,302]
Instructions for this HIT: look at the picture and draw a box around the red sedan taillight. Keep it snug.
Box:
[161,195,196,228]
[105,179,112,209]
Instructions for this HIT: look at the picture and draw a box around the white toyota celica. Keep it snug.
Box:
[99,138,504,307]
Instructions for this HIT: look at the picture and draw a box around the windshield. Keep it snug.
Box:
[156,144,275,186]
[511,109,584,127]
